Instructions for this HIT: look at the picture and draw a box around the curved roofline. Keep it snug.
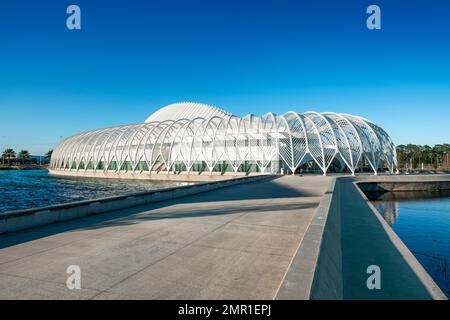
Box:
[145,102,232,123]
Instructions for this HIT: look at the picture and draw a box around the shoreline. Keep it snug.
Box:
[0,165,48,171]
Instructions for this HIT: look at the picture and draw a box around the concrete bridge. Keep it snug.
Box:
[0,175,330,299]
[0,174,447,299]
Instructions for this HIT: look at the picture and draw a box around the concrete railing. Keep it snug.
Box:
[276,178,343,299]
[309,178,343,299]
[277,176,447,300]
[0,175,271,235]
[351,180,446,300]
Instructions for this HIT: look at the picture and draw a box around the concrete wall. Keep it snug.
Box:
[276,178,343,299]
[49,169,257,182]
[344,180,446,300]
[323,177,446,299]
[356,174,450,192]
[358,181,450,192]
[309,179,343,299]
[0,175,270,235]
[278,175,448,300]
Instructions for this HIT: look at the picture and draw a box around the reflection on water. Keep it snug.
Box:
[368,190,450,298]
[0,170,193,213]
[372,199,399,225]
[367,190,450,225]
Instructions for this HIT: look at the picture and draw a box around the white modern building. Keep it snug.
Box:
[49,102,397,179]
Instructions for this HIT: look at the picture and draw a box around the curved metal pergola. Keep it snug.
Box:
[50,102,397,176]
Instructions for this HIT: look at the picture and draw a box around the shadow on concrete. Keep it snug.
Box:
[0,176,317,250]
[172,176,317,203]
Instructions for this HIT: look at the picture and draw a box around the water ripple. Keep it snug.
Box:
[0,170,192,213]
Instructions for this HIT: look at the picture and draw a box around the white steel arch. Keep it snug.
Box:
[50,102,397,176]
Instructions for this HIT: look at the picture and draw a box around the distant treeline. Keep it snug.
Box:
[1,148,53,166]
[396,144,450,170]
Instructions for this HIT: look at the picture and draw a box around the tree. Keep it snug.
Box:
[46,149,53,160]
[432,144,450,168]
[443,144,450,166]
[396,143,450,170]
[2,148,16,165]
[422,145,432,166]
[17,150,31,164]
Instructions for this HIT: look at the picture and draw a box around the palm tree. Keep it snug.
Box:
[17,150,31,164]
[2,148,16,165]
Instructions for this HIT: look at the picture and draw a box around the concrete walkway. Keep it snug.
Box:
[0,175,331,299]
[339,178,446,299]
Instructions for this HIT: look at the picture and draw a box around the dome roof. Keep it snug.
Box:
[145,102,232,123]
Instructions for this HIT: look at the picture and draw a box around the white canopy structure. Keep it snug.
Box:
[50,102,397,177]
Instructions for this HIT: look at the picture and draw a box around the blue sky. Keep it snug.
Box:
[0,0,449,154]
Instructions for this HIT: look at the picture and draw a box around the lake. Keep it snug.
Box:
[369,190,450,298]
[0,169,192,214]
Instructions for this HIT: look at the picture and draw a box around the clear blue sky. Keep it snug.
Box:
[0,0,449,154]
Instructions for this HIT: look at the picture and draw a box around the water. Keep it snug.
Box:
[0,170,193,213]
[368,190,450,298]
